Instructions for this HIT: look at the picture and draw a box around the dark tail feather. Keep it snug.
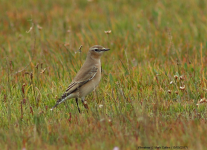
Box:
[50,92,72,111]
[50,102,60,111]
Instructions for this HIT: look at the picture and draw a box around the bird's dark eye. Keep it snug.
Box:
[94,49,99,52]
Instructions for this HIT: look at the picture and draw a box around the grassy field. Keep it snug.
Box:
[1,0,207,149]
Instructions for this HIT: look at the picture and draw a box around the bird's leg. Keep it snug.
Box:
[81,97,89,111]
[75,98,81,113]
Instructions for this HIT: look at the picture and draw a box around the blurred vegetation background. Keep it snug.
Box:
[0,0,207,149]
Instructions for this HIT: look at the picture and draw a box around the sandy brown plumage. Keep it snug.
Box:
[50,45,110,112]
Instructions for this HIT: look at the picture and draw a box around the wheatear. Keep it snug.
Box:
[50,45,110,112]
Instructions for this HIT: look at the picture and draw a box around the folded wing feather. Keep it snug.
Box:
[56,66,98,103]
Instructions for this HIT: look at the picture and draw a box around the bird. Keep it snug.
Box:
[50,45,110,113]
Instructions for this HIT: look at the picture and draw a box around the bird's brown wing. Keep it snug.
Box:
[56,66,98,103]
[73,66,98,83]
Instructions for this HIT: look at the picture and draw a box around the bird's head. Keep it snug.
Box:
[88,45,110,59]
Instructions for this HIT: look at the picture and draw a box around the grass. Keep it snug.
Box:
[0,0,207,149]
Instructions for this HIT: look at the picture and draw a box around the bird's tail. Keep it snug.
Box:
[50,102,60,111]
[50,96,68,111]
[50,92,72,111]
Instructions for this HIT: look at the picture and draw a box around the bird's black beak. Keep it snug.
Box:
[102,48,110,51]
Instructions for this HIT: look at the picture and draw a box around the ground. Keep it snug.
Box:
[0,0,207,149]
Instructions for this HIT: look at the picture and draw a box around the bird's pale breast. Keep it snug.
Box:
[74,66,101,98]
